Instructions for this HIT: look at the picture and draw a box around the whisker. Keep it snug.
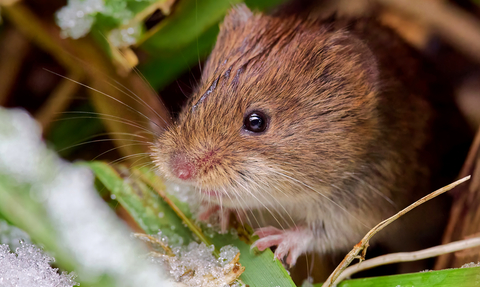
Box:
[348,173,396,207]
[254,179,297,229]
[98,31,171,125]
[132,65,172,121]
[92,144,150,161]
[233,179,286,231]
[106,78,168,127]
[219,186,246,232]
[43,48,170,127]
[59,111,157,135]
[108,153,150,165]
[57,138,151,153]
[44,69,163,131]
[227,187,258,229]
[243,176,294,229]
[271,170,370,229]
[222,187,246,230]
[55,115,158,137]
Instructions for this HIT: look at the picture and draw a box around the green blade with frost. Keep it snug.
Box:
[85,161,194,243]
[210,233,297,287]
[134,165,297,287]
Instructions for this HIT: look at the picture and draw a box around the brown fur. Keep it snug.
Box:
[152,5,467,256]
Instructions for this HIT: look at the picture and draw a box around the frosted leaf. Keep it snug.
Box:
[149,241,244,287]
[165,181,198,206]
[55,0,145,45]
[55,0,105,39]
[157,231,184,247]
[0,107,175,286]
[461,262,480,268]
[218,245,239,267]
[103,1,133,24]
[0,242,78,287]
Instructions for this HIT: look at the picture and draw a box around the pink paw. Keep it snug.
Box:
[197,203,246,233]
[197,204,220,221]
[252,226,312,267]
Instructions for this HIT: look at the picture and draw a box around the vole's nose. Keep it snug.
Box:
[171,154,195,180]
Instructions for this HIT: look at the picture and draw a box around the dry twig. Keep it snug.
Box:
[335,236,480,284]
[436,128,480,269]
[35,71,84,131]
[133,233,174,256]
[0,28,29,105]
[322,175,471,287]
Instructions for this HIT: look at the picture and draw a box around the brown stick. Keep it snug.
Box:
[0,28,30,105]
[35,72,84,131]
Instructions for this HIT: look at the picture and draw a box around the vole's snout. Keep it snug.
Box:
[169,150,221,182]
[170,154,196,180]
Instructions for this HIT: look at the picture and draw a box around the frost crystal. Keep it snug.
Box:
[56,0,105,39]
[165,181,197,205]
[461,262,480,268]
[0,220,31,250]
[108,24,142,48]
[151,242,241,287]
[55,0,147,46]
[0,242,78,287]
[218,245,239,267]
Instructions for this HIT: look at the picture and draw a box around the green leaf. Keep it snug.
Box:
[139,0,242,52]
[313,266,480,287]
[46,102,105,158]
[85,161,194,243]
[139,24,219,90]
[244,0,288,10]
[0,176,63,259]
[210,232,297,287]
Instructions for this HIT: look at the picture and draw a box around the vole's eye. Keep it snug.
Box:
[243,111,268,133]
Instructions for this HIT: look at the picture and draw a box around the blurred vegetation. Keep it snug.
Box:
[1,0,480,286]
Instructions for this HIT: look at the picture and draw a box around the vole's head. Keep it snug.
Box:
[152,5,380,210]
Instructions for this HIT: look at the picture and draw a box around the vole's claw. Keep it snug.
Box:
[197,203,236,233]
[253,226,283,237]
[197,204,220,221]
[252,226,313,267]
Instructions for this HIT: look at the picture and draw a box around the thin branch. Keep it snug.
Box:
[335,236,480,284]
[322,175,471,287]
[0,28,29,105]
[35,71,84,132]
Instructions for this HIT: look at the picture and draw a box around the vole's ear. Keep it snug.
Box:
[326,33,379,91]
[202,4,254,79]
[222,4,253,30]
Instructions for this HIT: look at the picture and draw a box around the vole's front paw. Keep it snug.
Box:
[252,226,313,267]
[197,203,246,233]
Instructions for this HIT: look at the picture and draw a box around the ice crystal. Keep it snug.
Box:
[150,241,241,287]
[0,242,78,287]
